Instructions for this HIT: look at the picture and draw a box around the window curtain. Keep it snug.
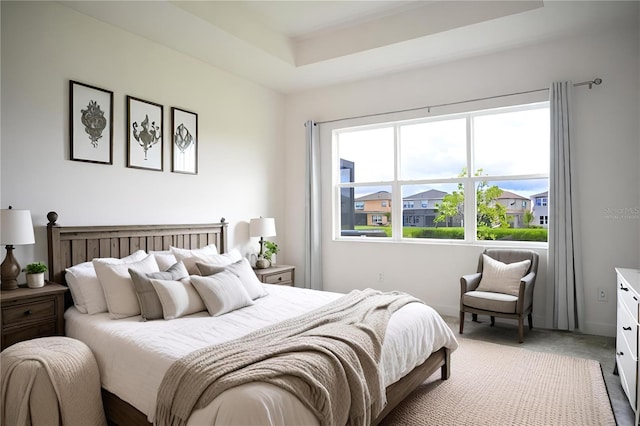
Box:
[548,81,584,330]
[304,120,323,290]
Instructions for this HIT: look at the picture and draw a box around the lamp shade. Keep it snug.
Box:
[249,217,276,238]
[0,208,35,245]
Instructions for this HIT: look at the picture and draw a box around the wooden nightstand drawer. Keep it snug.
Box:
[3,299,56,326]
[1,283,67,351]
[254,265,295,287]
[264,271,293,285]
[2,321,57,349]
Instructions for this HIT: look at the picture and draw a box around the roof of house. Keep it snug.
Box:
[497,190,528,200]
[530,190,548,198]
[355,191,391,201]
[403,189,449,200]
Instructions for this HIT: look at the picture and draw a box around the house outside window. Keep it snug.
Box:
[334,102,549,243]
[355,202,364,210]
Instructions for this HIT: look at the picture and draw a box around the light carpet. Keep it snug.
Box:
[381,338,615,426]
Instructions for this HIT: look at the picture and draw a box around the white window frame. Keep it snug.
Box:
[331,101,549,247]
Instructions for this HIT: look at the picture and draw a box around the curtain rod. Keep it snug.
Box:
[314,78,602,126]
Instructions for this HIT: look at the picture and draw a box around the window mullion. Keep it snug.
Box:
[465,115,476,242]
[392,124,402,241]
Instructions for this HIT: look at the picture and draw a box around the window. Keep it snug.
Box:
[354,202,364,210]
[536,198,548,207]
[539,216,548,225]
[381,201,388,208]
[334,102,549,243]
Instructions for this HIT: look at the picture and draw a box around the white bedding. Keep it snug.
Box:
[65,284,458,425]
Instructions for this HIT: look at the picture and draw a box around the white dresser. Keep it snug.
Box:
[616,267,640,426]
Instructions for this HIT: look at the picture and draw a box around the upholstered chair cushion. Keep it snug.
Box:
[462,291,518,314]
[476,254,531,296]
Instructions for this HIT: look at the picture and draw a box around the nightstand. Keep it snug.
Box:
[254,265,295,286]
[1,282,67,351]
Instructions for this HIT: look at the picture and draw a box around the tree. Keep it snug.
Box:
[523,210,535,228]
[434,168,508,239]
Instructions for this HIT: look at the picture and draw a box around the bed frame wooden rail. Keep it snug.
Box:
[45,212,450,426]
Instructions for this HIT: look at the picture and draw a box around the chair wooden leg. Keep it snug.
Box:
[472,313,478,322]
[518,318,524,343]
[459,311,464,334]
[528,313,533,330]
[490,316,495,326]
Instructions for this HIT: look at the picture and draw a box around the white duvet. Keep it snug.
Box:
[65,284,458,425]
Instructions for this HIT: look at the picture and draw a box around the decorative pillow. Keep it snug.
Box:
[196,258,267,300]
[172,248,243,275]
[64,262,93,314]
[169,244,219,258]
[149,277,206,320]
[476,254,531,296]
[149,251,178,271]
[93,254,160,319]
[226,258,268,299]
[195,262,226,276]
[65,250,147,315]
[191,272,254,316]
[129,262,189,321]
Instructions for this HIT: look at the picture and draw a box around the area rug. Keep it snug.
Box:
[380,338,615,426]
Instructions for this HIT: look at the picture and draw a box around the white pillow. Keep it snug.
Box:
[172,248,243,275]
[65,250,147,315]
[149,251,178,271]
[150,277,206,320]
[169,244,219,258]
[226,259,268,299]
[93,253,160,319]
[476,254,531,296]
[65,262,93,314]
[191,272,254,316]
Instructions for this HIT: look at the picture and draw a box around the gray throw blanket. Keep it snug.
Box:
[156,288,422,426]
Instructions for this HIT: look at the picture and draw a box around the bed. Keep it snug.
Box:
[46,212,458,425]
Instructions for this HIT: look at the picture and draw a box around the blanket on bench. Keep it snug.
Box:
[156,288,422,426]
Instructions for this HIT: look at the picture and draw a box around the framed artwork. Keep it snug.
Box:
[69,80,113,164]
[127,96,163,171]
[171,107,198,174]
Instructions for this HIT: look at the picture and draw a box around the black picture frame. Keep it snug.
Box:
[69,80,113,165]
[171,107,198,174]
[127,96,163,171]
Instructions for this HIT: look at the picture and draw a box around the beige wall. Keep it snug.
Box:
[284,23,640,337]
[1,2,286,279]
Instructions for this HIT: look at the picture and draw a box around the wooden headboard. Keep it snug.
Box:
[46,211,228,286]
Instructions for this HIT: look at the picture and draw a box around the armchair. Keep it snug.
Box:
[459,249,539,343]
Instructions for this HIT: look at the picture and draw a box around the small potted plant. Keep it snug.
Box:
[263,241,280,266]
[23,262,47,288]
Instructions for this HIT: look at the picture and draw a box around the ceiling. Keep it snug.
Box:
[61,1,638,94]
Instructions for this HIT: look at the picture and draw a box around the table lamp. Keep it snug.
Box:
[1,206,35,290]
[249,217,276,269]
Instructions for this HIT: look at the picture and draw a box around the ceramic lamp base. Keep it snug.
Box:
[255,258,270,269]
[1,246,20,291]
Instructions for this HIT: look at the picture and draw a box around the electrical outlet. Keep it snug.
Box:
[378,272,384,283]
[597,288,608,302]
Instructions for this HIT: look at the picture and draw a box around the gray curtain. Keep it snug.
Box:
[304,120,323,290]
[548,81,584,330]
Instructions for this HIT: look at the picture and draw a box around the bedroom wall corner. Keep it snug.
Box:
[0,1,287,282]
